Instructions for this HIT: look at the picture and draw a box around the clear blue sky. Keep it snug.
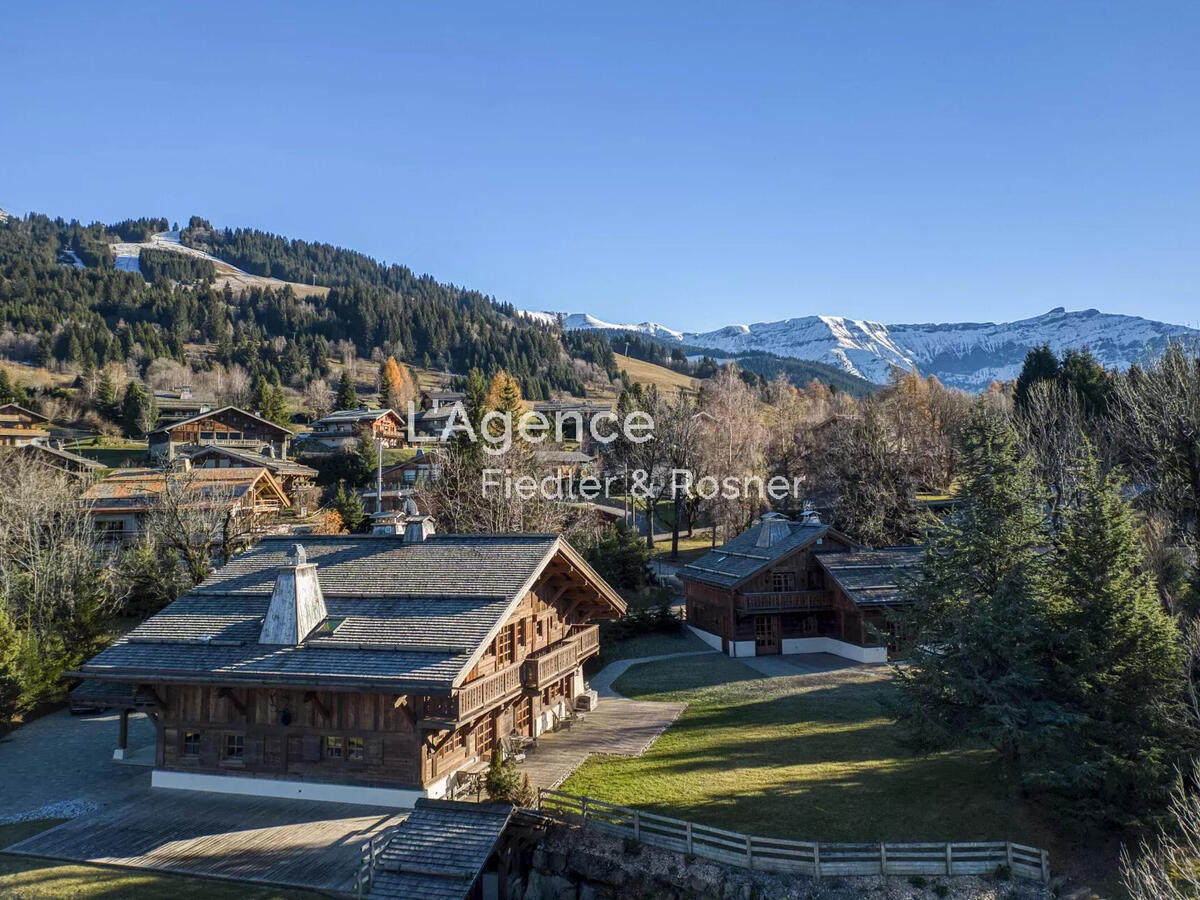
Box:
[2,2,1197,331]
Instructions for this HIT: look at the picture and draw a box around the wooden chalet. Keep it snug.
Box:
[0,402,51,447]
[147,406,293,463]
[365,450,444,512]
[533,449,592,484]
[181,445,319,502]
[307,407,406,450]
[81,467,290,541]
[152,386,217,425]
[681,512,918,663]
[72,530,625,806]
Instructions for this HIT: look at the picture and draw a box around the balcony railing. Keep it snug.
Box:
[738,590,832,614]
[522,624,600,690]
[453,661,524,721]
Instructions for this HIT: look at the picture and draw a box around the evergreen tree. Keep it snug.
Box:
[98,369,118,416]
[335,370,359,410]
[1059,348,1113,418]
[1039,450,1191,822]
[1014,344,1060,410]
[331,480,365,531]
[894,404,1061,770]
[121,381,154,437]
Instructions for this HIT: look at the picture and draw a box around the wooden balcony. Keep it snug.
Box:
[738,590,832,614]
[522,624,600,690]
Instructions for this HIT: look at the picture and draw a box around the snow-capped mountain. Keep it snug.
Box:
[528,306,1198,389]
[520,310,684,342]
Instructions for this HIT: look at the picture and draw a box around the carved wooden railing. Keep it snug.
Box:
[738,591,832,614]
[522,624,600,690]
[454,661,523,719]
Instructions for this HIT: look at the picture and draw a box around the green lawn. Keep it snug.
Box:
[0,821,327,899]
[596,628,713,664]
[564,656,1118,889]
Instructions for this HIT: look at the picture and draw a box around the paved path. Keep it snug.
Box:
[5,788,405,894]
[0,708,156,822]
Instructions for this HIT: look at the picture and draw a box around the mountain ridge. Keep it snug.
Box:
[526,306,1198,389]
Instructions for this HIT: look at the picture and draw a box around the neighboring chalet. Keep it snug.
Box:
[0,402,51,447]
[13,440,104,478]
[533,449,592,485]
[182,445,319,503]
[365,450,444,512]
[81,467,290,541]
[421,389,465,411]
[308,408,406,450]
[682,512,919,663]
[147,406,293,463]
[153,386,216,425]
[72,530,625,806]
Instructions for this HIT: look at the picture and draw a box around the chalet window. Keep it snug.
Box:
[496,626,514,667]
[772,572,796,592]
[517,619,527,648]
[347,737,365,761]
[477,715,496,756]
[228,432,242,441]
[224,734,244,759]
[200,431,215,440]
[325,736,344,759]
[183,732,201,756]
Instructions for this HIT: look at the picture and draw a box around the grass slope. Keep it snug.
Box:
[564,657,1118,889]
[611,354,698,396]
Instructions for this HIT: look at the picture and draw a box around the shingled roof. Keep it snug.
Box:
[815,546,924,606]
[368,800,514,900]
[181,444,318,479]
[680,514,834,589]
[77,533,623,694]
[148,405,293,437]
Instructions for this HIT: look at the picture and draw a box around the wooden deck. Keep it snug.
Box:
[4,788,406,895]
[516,697,686,792]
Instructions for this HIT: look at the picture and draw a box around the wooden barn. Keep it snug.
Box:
[147,406,293,463]
[72,529,625,807]
[681,512,919,663]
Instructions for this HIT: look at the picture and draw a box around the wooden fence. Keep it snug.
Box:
[538,789,1049,883]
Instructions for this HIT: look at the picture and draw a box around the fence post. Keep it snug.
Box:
[537,787,544,811]
[581,797,589,826]
[745,834,753,867]
[633,809,640,840]
[686,821,693,854]
[879,842,887,875]
[1005,841,1014,871]
[813,843,821,879]
[1040,849,1050,883]
[945,843,953,875]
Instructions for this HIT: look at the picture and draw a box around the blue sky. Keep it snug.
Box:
[1,2,1197,331]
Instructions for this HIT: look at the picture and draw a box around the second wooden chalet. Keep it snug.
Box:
[147,406,294,463]
[681,512,920,663]
[307,407,406,450]
[181,445,319,502]
[0,402,51,447]
[73,529,625,807]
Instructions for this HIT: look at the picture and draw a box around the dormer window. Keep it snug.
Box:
[311,617,345,638]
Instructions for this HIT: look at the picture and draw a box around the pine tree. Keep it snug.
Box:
[121,381,152,437]
[894,404,1061,769]
[331,480,365,531]
[98,369,118,416]
[1014,344,1060,410]
[1039,450,1191,822]
[335,371,358,411]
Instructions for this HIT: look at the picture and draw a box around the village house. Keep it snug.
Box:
[681,512,919,663]
[363,449,444,512]
[307,407,406,450]
[147,406,293,463]
[81,466,290,541]
[71,528,625,806]
[421,388,465,411]
[532,449,592,486]
[152,385,217,425]
[13,440,104,478]
[0,402,51,446]
[181,445,319,504]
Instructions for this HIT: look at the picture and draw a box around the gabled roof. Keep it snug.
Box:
[149,405,293,438]
[181,444,318,478]
[82,467,289,513]
[680,515,837,589]
[311,407,402,426]
[16,441,103,471]
[368,800,514,900]
[815,546,924,607]
[0,402,50,423]
[76,533,624,694]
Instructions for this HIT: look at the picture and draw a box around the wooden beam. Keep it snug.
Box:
[216,687,247,716]
[303,691,331,720]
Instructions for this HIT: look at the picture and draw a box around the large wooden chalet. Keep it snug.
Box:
[307,407,406,450]
[681,512,920,663]
[147,406,293,463]
[73,530,625,806]
[0,402,51,447]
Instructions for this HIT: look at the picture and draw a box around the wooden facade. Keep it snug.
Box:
[0,402,50,447]
[308,408,406,449]
[148,406,293,462]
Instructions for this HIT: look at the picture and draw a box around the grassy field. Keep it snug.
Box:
[65,437,148,468]
[608,354,699,397]
[564,656,1119,889]
[597,628,713,664]
[0,820,324,900]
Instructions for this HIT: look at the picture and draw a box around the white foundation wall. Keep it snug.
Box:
[728,640,756,658]
[780,637,887,664]
[687,625,723,651]
[151,768,441,807]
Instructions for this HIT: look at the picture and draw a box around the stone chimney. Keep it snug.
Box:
[402,498,434,542]
[259,544,327,645]
[801,506,822,526]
